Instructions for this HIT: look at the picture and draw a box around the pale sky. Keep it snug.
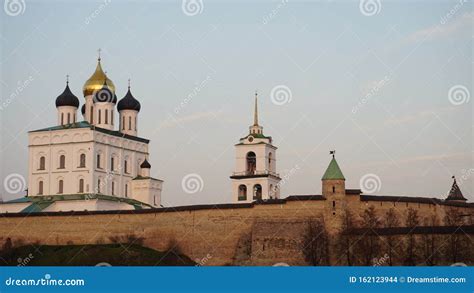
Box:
[1,0,472,206]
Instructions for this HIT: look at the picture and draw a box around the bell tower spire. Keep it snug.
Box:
[249,92,263,135]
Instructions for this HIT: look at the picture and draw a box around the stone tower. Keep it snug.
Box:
[322,151,346,213]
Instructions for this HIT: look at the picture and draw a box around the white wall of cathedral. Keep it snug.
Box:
[84,95,94,124]
[42,199,135,212]
[130,179,162,207]
[57,106,78,125]
[119,109,138,137]
[94,103,115,130]
[231,176,280,203]
[28,127,149,202]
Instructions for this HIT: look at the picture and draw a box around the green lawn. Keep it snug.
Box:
[0,244,196,266]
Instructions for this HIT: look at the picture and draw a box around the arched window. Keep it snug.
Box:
[111,157,115,171]
[238,185,247,201]
[90,106,94,124]
[122,116,125,130]
[39,156,46,170]
[111,182,115,195]
[59,155,66,169]
[135,116,137,131]
[67,113,71,124]
[125,184,128,197]
[128,116,132,130]
[268,153,272,170]
[61,113,64,125]
[253,184,262,201]
[97,154,101,169]
[38,181,43,195]
[98,110,102,124]
[97,179,101,193]
[58,179,64,194]
[111,110,114,125]
[124,160,128,174]
[79,178,84,193]
[73,113,76,123]
[105,109,108,124]
[269,184,274,199]
[79,154,86,168]
[246,152,256,174]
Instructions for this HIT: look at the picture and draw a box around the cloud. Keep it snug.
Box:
[405,12,472,43]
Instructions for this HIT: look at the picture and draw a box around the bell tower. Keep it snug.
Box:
[230,92,281,203]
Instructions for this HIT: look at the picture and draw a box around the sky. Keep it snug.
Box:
[0,0,472,206]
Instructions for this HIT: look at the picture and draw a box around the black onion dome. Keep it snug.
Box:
[81,104,86,115]
[118,88,141,112]
[55,84,79,108]
[140,159,151,169]
[93,81,117,104]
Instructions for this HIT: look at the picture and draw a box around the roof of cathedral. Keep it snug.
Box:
[55,83,79,108]
[117,88,141,112]
[29,121,150,143]
[3,194,153,213]
[322,157,345,180]
[446,177,467,201]
[83,57,115,96]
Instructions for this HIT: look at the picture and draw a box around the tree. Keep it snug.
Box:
[358,206,381,265]
[384,208,400,266]
[302,217,329,265]
[422,214,439,266]
[336,209,358,266]
[404,208,420,265]
[443,207,466,264]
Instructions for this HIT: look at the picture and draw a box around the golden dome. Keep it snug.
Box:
[82,58,115,96]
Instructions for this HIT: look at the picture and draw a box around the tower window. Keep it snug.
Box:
[238,185,247,201]
[59,155,66,169]
[125,184,128,197]
[111,182,115,195]
[58,180,64,194]
[79,154,86,168]
[332,186,335,193]
[268,152,272,170]
[124,160,128,174]
[67,113,71,124]
[110,110,113,125]
[111,157,115,171]
[79,178,84,193]
[332,201,335,209]
[128,116,132,130]
[105,109,108,124]
[97,179,101,193]
[253,184,262,201]
[122,116,125,130]
[135,116,137,131]
[98,110,102,124]
[39,156,46,170]
[38,181,43,195]
[97,154,101,169]
[90,106,94,124]
[246,152,256,174]
[61,113,64,125]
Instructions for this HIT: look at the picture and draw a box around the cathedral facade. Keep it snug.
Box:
[1,56,163,213]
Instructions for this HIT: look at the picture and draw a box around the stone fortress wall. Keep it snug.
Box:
[1,194,472,266]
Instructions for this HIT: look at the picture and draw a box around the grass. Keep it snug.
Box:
[0,244,196,266]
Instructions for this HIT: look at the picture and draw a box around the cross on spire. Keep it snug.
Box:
[330,150,336,158]
[98,48,102,61]
[128,78,131,89]
[66,74,69,85]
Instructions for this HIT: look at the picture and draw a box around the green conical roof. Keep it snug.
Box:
[322,157,345,180]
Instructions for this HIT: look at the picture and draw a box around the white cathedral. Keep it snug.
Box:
[1,56,163,213]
